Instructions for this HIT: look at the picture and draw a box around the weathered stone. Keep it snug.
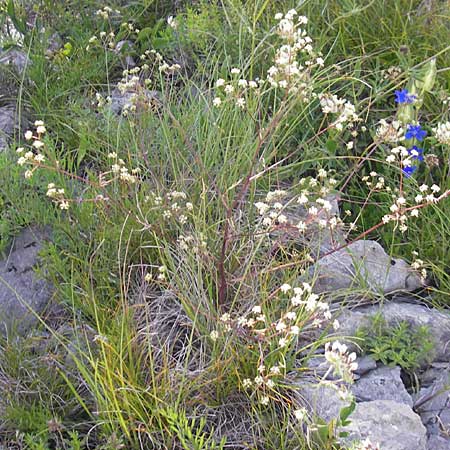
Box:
[427,435,450,450]
[307,240,423,294]
[419,363,450,389]
[351,366,413,406]
[354,355,378,376]
[46,323,97,369]
[0,105,17,151]
[108,87,160,115]
[340,400,427,450]
[114,40,136,68]
[273,194,346,257]
[0,48,30,74]
[0,227,52,335]
[337,302,450,364]
[45,33,63,57]
[292,381,349,422]
[304,355,352,381]
[415,369,450,437]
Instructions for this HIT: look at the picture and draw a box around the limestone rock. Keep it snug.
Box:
[307,240,424,295]
[354,355,378,376]
[419,362,450,389]
[114,40,136,68]
[272,194,346,257]
[427,435,450,450]
[108,87,160,115]
[45,33,63,57]
[340,400,427,450]
[0,105,17,151]
[415,369,450,438]
[0,227,52,335]
[337,302,450,364]
[351,366,413,406]
[292,381,349,423]
[0,48,30,75]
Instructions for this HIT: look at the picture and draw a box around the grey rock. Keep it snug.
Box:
[354,355,378,376]
[340,400,427,450]
[338,302,450,365]
[304,355,346,381]
[0,48,30,74]
[415,369,450,437]
[114,40,136,68]
[108,87,160,115]
[308,240,423,295]
[427,435,450,450]
[0,227,52,335]
[420,363,450,389]
[45,33,62,57]
[46,323,97,369]
[273,194,346,257]
[292,381,349,422]
[351,366,413,406]
[0,105,17,151]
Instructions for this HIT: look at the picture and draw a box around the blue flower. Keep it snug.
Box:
[395,89,416,104]
[402,165,417,178]
[408,145,424,162]
[405,124,427,141]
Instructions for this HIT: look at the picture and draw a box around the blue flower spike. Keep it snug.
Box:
[395,89,416,104]
[402,165,417,178]
[405,124,427,141]
[408,145,424,162]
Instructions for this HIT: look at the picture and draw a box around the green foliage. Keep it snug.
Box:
[161,407,227,450]
[356,313,434,371]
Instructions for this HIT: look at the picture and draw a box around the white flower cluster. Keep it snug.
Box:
[213,9,324,108]
[95,6,120,20]
[361,171,387,191]
[381,65,402,81]
[221,281,333,406]
[167,16,178,30]
[143,190,194,226]
[86,34,110,51]
[432,121,450,145]
[108,152,138,183]
[46,183,70,210]
[214,70,262,109]
[319,94,359,131]
[16,121,47,180]
[324,341,358,383]
[254,189,289,227]
[145,265,167,283]
[384,145,409,166]
[241,358,286,406]
[411,253,427,284]
[376,119,404,143]
[177,233,207,253]
[267,10,323,99]
[382,183,441,232]
[254,176,340,235]
[96,52,178,116]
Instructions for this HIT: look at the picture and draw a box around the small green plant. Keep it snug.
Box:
[161,407,227,450]
[356,313,434,371]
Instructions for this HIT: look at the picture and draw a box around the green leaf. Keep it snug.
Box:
[326,139,337,152]
[62,42,73,57]
[136,27,154,43]
[339,400,356,426]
